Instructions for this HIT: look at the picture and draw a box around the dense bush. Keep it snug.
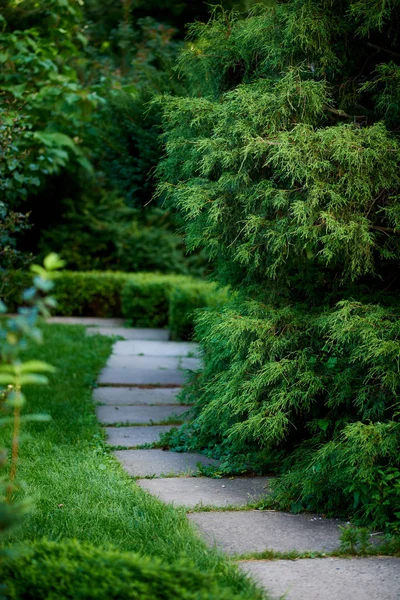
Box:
[0,539,244,600]
[157,3,400,529]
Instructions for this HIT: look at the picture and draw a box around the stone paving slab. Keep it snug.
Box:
[98,367,186,386]
[137,477,270,507]
[240,557,400,600]
[87,327,170,341]
[106,355,202,371]
[112,340,199,357]
[47,317,125,327]
[106,426,176,447]
[96,404,190,424]
[188,511,343,554]
[94,387,182,405]
[114,450,219,477]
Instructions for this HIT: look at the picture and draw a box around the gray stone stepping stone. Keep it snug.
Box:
[87,328,169,341]
[137,477,270,507]
[98,367,186,386]
[96,404,190,424]
[47,317,125,327]
[112,340,199,357]
[240,557,400,600]
[93,387,182,405]
[106,426,176,447]
[106,355,202,371]
[188,511,343,554]
[114,450,219,477]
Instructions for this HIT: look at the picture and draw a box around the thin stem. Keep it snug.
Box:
[6,399,21,503]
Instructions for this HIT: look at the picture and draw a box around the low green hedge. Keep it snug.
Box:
[121,274,192,328]
[0,539,242,600]
[52,271,132,317]
[3,271,131,318]
[168,282,230,340]
[3,271,230,340]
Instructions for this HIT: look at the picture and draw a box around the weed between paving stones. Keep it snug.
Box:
[104,420,184,427]
[235,542,400,561]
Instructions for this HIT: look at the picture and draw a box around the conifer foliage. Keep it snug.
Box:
[157,1,400,529]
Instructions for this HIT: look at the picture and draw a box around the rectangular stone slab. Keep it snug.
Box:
[240,558,400,600]
[93,387,182,405]
[137,477,270,507]
[106,355,201,371]
[96,404,190,424]
[106,426,177,447]
[47,317,125,327]
[98,367,186,386]
[112,340,199,357]
[86,328,170,341]
[188,511,344,554]
[114,450,219,477]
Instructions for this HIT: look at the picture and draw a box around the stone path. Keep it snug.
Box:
[56,319,400,599]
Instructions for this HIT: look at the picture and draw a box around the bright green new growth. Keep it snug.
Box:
[157,1,400,530]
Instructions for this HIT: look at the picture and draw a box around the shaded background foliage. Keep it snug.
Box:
[156,1,400,530]
[0,0,253,276]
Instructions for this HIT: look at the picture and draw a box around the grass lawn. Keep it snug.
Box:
[1,324,264,599]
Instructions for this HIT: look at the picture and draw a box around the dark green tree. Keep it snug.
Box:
[157,2,400,529]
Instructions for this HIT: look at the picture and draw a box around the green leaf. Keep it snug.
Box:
[19,374,49,386]
[0,365,15,374]
[43,253,65,271]
[30,264,47,277]
[19,361,56,374]
[0,374,15,385]
[317,419,330,432]
[33,131,76,151]
[325,357,337,369]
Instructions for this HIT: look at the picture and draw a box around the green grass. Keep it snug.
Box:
[1,324,264,599]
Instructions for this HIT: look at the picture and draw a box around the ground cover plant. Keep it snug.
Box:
[156,1,400,531]
[0,323,262,600]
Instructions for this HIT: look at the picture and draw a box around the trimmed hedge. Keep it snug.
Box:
[121,274,192,328]
[3,271,230,340]
[0,539,243,600]
[168,282,230,340]
[3,271,131,317]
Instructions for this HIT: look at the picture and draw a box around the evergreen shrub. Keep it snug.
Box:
[0,539,243,600]
[156,2,400,529]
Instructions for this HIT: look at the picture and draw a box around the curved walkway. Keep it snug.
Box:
[49,317,400,600]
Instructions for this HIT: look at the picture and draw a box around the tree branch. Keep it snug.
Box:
[324,106,367,122]
[371,225,400,236]
[366,43,400,58]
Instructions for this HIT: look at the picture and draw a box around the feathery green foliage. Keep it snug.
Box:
[157,2,400,530]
